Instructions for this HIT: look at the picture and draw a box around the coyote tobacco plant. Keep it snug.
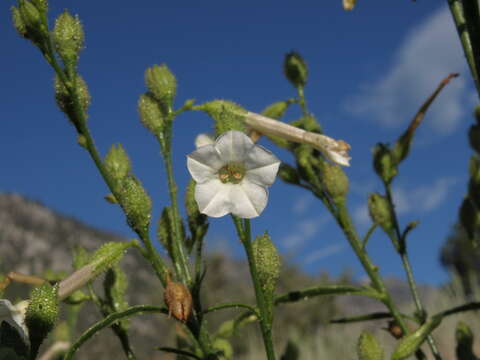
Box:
[3,1,480,360]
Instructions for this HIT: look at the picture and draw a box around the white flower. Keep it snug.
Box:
[194,133,215,148]
[0,299,29,345]
[187,130,280,218]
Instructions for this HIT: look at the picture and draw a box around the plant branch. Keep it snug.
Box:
[232,216,276,360]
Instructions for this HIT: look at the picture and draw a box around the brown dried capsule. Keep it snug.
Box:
[388,320,404,339]
[164,274,192,322]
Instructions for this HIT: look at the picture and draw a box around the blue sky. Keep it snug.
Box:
[1,1,476,285]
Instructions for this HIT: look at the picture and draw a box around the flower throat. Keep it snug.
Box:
[218,162,246,184]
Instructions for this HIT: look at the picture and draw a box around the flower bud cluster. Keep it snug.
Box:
[139,65,177,138]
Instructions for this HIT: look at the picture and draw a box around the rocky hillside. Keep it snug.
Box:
[0,193,438,359]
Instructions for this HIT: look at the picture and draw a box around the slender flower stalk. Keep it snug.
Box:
[159,123,192,284]
[384,185,442,360]
[232,216,276,360]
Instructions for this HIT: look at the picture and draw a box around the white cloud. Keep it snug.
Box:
[353,203,371,227]
[352,177,457,226]
[282,216,329,251]
[292,195,314,215]
[303,243,346,265]
[345,5,470,135]
[392,177,457,214]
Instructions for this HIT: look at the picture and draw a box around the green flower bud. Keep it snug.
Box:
[216,320,235,339]
[144,64,176,110]
[11,6,28,38]
[89,242,133,276]
[54,74,91,121]
[104,144,131,182]
[19,0,41,30]
[455,321,475,360]
[138,93,165,135]
[372,143,397,184]
[201,100,247,135]
[299,114,322,133]
[26,283,59,354]
[392,316,442,360]
[31,0,47,12]
[53,11,84,63]
[213,338,233,360]
[262,101,289,120]
[357,332,384,360]
[322,162,349,202]
[278,163,300,185]
[259,101,293,148]
[119,176,152,234]
[368,193,394,233]
[469,124,480,154]
[284,52,308,88]
[252,233,281,296]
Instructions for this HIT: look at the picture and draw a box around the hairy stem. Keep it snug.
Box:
[38,13,168,286]
[385,186,442,360]
[232,216,276,360]
[159,124,192,284]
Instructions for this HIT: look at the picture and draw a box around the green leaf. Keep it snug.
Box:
[64,305,167,360]
[331,312,392,324]
[391,316,442,360]
[276,285,382,305]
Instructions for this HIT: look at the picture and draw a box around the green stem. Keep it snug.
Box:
[232,216,276,360]
[448,0,480,97]
[384,186,442,360]
[203,302,259,316]
[297,86,309,116]
[38,14,168,286]
[159,125,192,284]
[64,305,167,360]
[335,203,414,337]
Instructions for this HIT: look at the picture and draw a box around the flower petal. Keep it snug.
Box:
[195,179,232,217]
[230,180,268,218]
[0,299,29,345]
[323,149,351,167]
[244,144,280,186]
[215,130,254,163]
[187,145,224,183]
[194,133,215,148]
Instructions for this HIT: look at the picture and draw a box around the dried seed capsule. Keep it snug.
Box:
[164,276,192,322]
